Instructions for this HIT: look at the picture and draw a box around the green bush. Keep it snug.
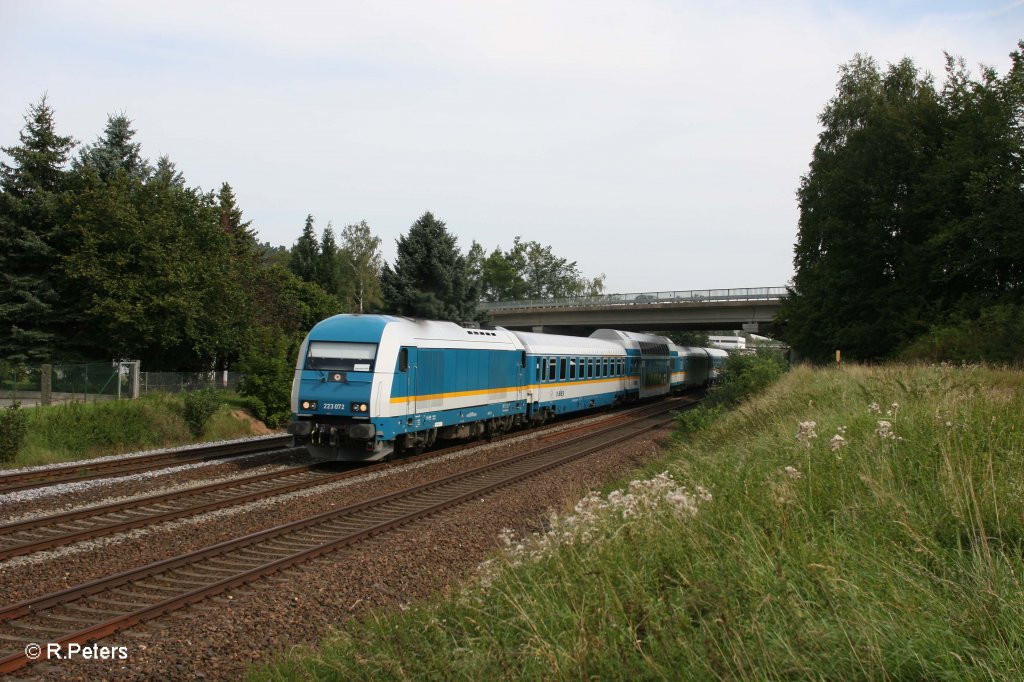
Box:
[673,351,787,436]
[902,304,1024,363]
[705,350,788,408]
[674,403,724,434]
[239,327,297,429]
[0,404,29,463]
[182,388,222,436]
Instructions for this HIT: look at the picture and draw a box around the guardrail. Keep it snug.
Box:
[480,287,789,312]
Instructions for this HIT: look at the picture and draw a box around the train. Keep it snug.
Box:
[287,314,729,461]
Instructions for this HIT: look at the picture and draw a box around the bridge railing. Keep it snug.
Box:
[480,287,789,312]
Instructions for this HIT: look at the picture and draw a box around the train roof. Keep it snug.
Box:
[672,346,731,358]
[590,329,672,355]
[509,330,625,356]
[308,315,521,349]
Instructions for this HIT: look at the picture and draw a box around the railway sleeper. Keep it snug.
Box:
[3,621,63,636]
[56,604,124,617]
[91,595,162,607]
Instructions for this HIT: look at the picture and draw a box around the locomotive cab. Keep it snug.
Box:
[288,336,390,459]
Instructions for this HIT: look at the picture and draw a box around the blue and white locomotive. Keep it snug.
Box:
[287,314,725,461]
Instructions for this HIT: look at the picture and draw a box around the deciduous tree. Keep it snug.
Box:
[338,220,383,313]
[782,42,1024,361]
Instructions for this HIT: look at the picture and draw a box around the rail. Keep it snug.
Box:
[0,400,684,673]
[480,286,789,312]
[0,436,291,495]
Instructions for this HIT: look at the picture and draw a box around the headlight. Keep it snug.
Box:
[352,402,369,413]
[300,400,318,411]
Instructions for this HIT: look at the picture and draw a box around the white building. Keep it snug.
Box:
[708,335,746,350]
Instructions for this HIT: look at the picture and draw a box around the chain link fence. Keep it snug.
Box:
[1,362,243,407]
[1,362,126,407]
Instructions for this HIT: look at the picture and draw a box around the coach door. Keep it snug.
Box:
[398,346,416,420]
[517,351,527,403]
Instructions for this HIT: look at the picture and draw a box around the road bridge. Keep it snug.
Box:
[481,287,788,336]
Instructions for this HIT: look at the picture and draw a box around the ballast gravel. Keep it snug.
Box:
[0,448,311,523]
[1,434,287,475]
[2,415,675,680]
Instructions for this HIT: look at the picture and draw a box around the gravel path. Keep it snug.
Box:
[3,415,674,680]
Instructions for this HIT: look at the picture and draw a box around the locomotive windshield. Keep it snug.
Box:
[306,341,378,372]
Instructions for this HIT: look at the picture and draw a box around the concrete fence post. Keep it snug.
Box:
[129,361,141,399]
[40,363,52,405]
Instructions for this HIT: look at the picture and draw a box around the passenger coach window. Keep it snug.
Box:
[560,358,567,381]
[569,359,576,380]
[306,341,377,372]
[548,358,557,381]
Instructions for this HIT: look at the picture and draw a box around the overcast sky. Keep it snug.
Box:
[2,1,1021,294]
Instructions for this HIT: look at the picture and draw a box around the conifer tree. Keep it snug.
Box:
[381,212,482,322]
[317,222,340,299]
[289,214,320,283]
[217,182,254,241]
[152,155,185,188]
[75,113,150,181]
[0,95,76,362]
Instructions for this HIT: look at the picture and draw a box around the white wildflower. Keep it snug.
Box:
[886,402,900,417]
[876,420,896,440]
[796,420,818,445]
[664,489,699,518]
[829,434,848,452]
[476,471,711,574]
[868,402,881,414]
[497,528,517,549]
[783,465,803,480]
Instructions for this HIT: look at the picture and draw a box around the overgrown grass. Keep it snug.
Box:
[253,364,1024,680]
[2,392,266,469]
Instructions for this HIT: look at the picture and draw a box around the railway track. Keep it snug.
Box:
[0,462,357,561]
[0,399,681,673]
[0,436,292,496]
[0,398,697,562]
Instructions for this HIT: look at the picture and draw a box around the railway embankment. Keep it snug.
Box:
[0,393,275,470]
[255,363,1024,680]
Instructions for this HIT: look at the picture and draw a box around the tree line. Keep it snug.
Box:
[780,41,1024,362]
[0,97,605,388]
